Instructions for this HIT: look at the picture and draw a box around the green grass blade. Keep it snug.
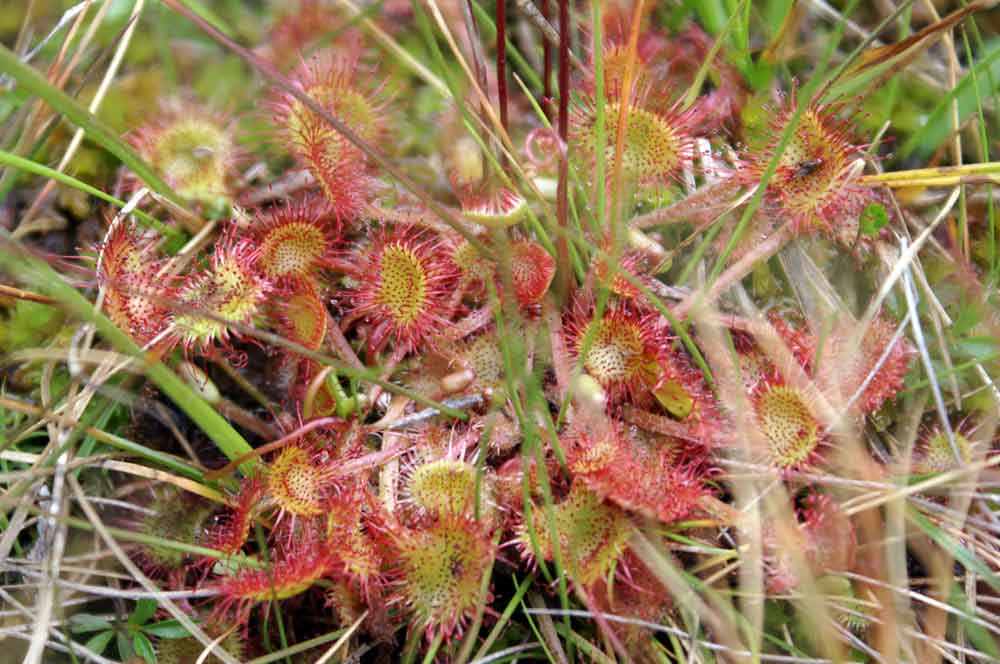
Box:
[948,584,1000,660]
[682,0,748,110]
[590,0,606,235]
[899,40,1000,159]
[908,507,1000,593]
[0,233,256,472]
[471,573,535,662]
[0,43,187,209]
[684,0,861,305]
[468,0,543,92]
[0,149,177,238]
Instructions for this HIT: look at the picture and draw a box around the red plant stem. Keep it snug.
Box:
[216,398,280,440]
[554,0,571,300]
[334,440,408,476]
[496,0,509,132]
[204,417,348,481]
[541,0,552,114]
[575,587,630,663]
[325,312,366,371]
[326,257,364,279]
[630,179,742,229]
[544,300,569,401]
[556,0,569,150]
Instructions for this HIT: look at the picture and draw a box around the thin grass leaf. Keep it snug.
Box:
[948,584,1000,660]
[908,507,1000,594]
[900,40,1000,159]
[0,44,186,209]
[0,232,255,471]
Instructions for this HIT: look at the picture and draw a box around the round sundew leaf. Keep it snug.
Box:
[275,54,388,220]
[461,185,528,229]
[217,536,333,620]
[261,222,328,278]
[96,222,173,346]
[509,240,556,305]
[572,95,692,187]
[753,384,821,470]
[255,196,339,282]
[408,459,492,520]
[395,516,495,639]
[745,102,868,232]
[154,121,226,187]
[452,239,494,286]
[134,486,215,574]
[376,243,429,327]
[267,446,326,518]
[171,231,270,352]
[281,287,328,351]
[565,298,665,405]
[916,430,972,473]
[519,483,633,586]
[462,333,504,389]
[131,103,238,210]
[583,317,649,389]
[565,423,708,525]
[349,227,458,352]
[604,104,687,179]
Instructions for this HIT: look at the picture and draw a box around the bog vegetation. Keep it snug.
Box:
[1,1,1000,663]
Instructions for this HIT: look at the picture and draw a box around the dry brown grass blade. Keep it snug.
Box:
[419,2,516,167]
[609,0,645,240]
[313,611,368,664]
[16,4,143,237]
[841,0,989,80]
[67,475,243,664]
[691,300,856,661]
[513,0,585,71]
[760,1,806,64]
[332,0,450,97]
[0,449,227,504]
[0,283,55,304]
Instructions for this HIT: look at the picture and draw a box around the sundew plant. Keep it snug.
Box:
[2,1,1000,662]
